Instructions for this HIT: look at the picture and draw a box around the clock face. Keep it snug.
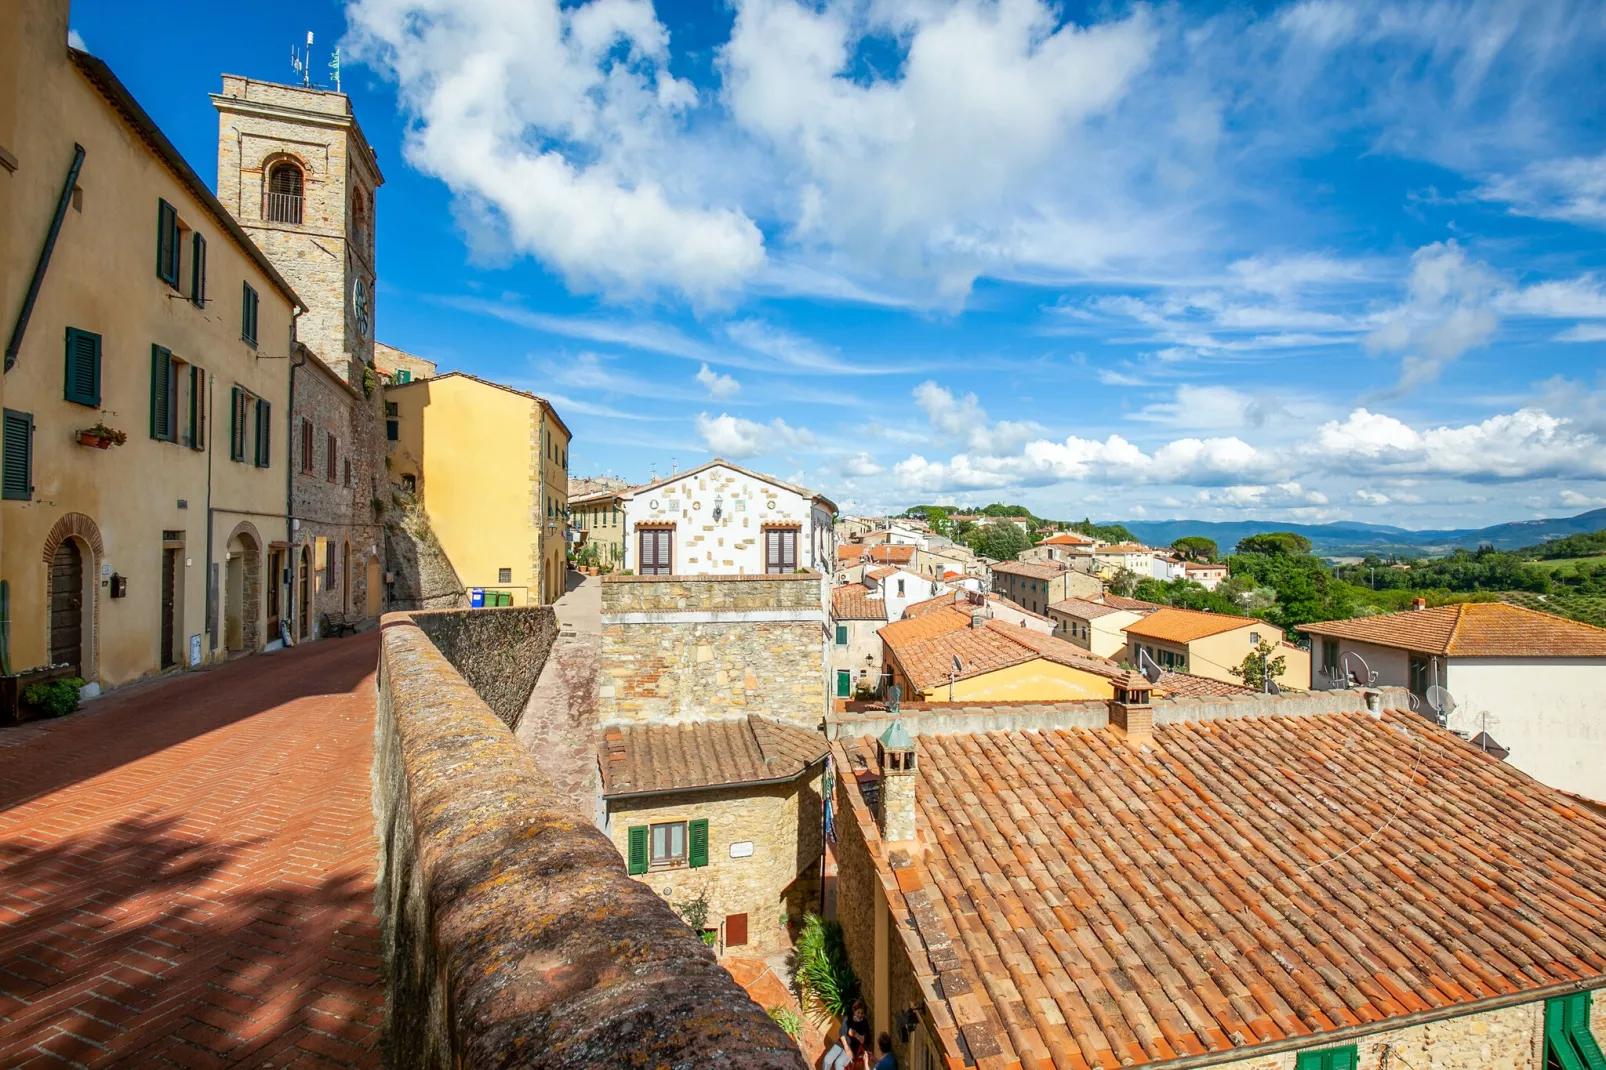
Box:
[352,277,370,338]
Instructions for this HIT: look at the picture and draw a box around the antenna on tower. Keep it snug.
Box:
[290,31,314,87]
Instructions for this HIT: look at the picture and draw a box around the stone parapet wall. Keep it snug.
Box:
[374,608,806,1069]
[601,571,824,615]
[409,604,557,729]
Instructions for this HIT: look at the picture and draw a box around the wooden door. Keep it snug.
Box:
[160,548,177,669]
[298,547,311,639]
[365,557,381,616]
[49,541,83,672]
[266,549,283,640]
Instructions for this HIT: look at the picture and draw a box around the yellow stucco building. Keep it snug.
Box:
[879,608,1122,703]
[385,372,570,605]
[2,3,301,693]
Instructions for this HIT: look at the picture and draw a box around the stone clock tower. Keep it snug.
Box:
[211,75,382,384]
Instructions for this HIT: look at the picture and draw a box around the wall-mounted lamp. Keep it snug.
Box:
[712,495,723,521]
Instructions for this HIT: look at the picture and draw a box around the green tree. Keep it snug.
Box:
[1069,518,1136,543]
[1171,536,1218,562]
[1235,531,1313,556]
[966,519,1032,560]
[1230,640,1287,691]
[1106,567,1142,597]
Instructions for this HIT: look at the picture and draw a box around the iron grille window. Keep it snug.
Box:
[266,163,303,224]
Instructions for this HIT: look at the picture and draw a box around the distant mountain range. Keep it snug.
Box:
[1107,507,1606,559]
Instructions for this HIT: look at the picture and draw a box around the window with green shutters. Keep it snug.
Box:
[229,387,247,462]
[2,410,34,501]
[687,818,709,868]
[1547,991,1606,1070]
[241,282,258,346]
[836,624,849,645]
[156,199,180,286]
[150,345,177,441]
[190,232,207,306]
[63,328,100,407]
[627,826,649,875]
[1294,1046,1356,1070]
[254,399,272,468]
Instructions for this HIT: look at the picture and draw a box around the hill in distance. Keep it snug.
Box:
[1106,507,1606,558]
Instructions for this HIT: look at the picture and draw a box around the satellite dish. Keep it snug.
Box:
[1341,651,1377,689]
[1426,685,1456,723]
[1137,648,1164,685]
[1267,679,1282,696]
[951,654,963,673]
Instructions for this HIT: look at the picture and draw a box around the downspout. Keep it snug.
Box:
[287,329,305,644]
[205,373,216,658]
[6,144,85,371]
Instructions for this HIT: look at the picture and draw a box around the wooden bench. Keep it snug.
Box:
[321,612,359,638]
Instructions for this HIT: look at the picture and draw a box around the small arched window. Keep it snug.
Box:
[266,162,303,224]
[352,188,368,247]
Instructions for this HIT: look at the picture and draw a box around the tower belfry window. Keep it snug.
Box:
[266,163,303,224]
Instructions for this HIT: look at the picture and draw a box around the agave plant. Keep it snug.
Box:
[793,913,859,1023]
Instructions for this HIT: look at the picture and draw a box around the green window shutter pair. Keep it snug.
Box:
[836,624,848,645]
[229,388,247,462]
[1294,1047,1356,1070]
[2,410,35,501]
[241,282,259,346]
[688,819,709,869]
[255,399,272,468]
[150,345,175,441]
[190,233,207,306]
[1547,992,1606,1070]
[626,826,649,875]
[63,328,101,407]
[156,199,180,285]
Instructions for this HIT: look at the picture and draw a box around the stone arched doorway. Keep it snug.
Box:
[42,513,104,681]
[224,523,263,653]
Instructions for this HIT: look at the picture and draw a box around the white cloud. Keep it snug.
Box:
[1556,325,1606,343]
[842,452,884,477]
[694,412,813,458]
[1134,384,1293,431]
[1495,275,1606,319]
[346,0,764,301]
[725,319,871,374]
[1478,154,1606,229]
[695,363,740,398]
[913,381,1043,453]
[1559,489,1606,508]
[1353,489,1390,505]
[1313,408,1606,481]
[1364,241,1500,394]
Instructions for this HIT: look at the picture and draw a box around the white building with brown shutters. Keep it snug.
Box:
[620,459,835,582]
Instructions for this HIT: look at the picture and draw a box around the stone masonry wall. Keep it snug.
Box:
[373,608,806,1069]
[599,573,827,727]
[384,492,467,611]
[411,604,557,729]
[607,773,823,955]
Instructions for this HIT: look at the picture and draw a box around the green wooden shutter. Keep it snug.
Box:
[190,232,207,306]
[241,282,258,345]
[188,365,205,450]
[1549,993,1606,1070]
[688,819,709,868]
[255,399,271,467]
[150,345,173,440]
[836,624,848,645]
[837,670,851,698]
[156,199,178,284]
[626,826,649,875]
[2,410,34,501]
[229,387,246,461]
[1294,1049,1357,1070]
[63,328,101,407]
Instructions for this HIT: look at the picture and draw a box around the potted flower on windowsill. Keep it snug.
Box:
[76,423,128,450]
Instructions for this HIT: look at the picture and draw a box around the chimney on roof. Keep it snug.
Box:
[1412,597,1427,611]
[1109,670,1153,745]
[971,612,986,629]
[876,720,918,844]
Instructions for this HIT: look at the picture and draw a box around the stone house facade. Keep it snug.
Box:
[989,559,1102,615]
[598,573,827,727]
[1,22,300,689]
[373,340,434,384]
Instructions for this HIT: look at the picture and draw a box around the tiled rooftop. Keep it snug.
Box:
[991,559,1073,579]
[1040,532,1095,546]
[1102,594,1163,612]
[866,565,902,581]
[1047,597,1130,620]
[1301,601,1606,657]
[881,609,1126,691]
[838,544,868,561]
[841,709,1606,1069]
[599,715,828,796]
[869,544,917,564]
[1123,606,1262,644]
[832,583,888,621]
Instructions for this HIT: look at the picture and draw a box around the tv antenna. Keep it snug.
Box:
[1137,647,1163,685]
[292,32,312,87]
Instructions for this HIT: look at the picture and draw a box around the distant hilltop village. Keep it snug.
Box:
[5,4,1606,1068]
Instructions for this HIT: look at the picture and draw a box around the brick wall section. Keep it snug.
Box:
[607,774,824,955]
[410,604,558,729]
[599,573,827,727]
[374,608,806,1069]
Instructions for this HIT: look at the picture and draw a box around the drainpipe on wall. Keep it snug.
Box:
[286,326,305,644]
[205,372,216,656]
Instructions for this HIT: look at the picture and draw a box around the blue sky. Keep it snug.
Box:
[70,0,1606,527]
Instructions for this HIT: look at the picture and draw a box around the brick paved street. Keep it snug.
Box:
[0,634,384,1068]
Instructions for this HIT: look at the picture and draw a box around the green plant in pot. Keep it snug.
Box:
[23,677,85,717]
[793,913,859,1024]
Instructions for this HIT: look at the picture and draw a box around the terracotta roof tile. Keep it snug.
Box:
[1122,606,1262,644]
[600,716,827,796]
[1301,601,1606,657]
[848,710,1606,1068]
[832,583,888,621]
[838,545,868,562]
[1102,595,1162,612]
[990,560,1073,580]
[1047,597,1126,620]
[1152,671,1258,698]
[1040,532,1095,546]
[881,611,1125,691]
[865,566,901,581]
[869,544,916,564]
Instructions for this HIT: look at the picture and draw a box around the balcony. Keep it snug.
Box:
[265,191,303,224]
